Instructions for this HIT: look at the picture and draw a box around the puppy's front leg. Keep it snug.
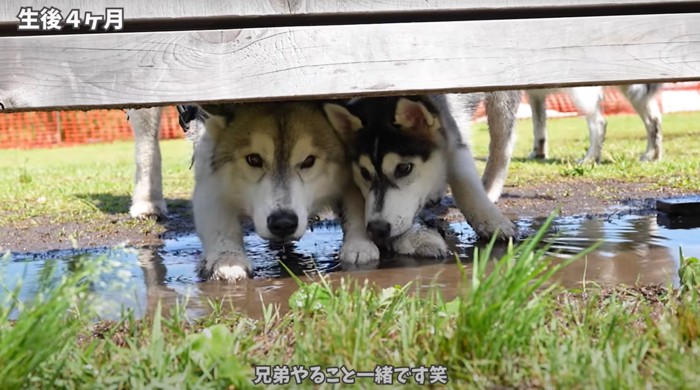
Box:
[448,145,516,240]
[338,185,380,264]
[193,188,251,282]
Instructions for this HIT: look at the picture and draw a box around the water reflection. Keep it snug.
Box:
[2,213,698,319]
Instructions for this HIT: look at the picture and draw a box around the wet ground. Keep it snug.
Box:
[3,203,699,320]
[0,179,689,253]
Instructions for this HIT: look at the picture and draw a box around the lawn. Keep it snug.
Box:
[1,111,700,388]
[0,140,193,226]
[471,111,700,190]
[2,223,700,388]
[0,111,698,228]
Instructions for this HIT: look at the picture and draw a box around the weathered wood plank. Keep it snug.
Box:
[0,1,288,23]
[1,13,699,111]
[298,0,699,13]
[1,0,698,26]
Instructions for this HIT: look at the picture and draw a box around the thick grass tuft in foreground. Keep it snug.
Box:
[2,219,700,388]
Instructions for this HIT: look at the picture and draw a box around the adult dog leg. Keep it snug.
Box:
[338,185,380,264]
[527,90,549,159]
[127,107,167,219]
[482,91,520,202]
[623,84,663,161]
[570,87,606,164]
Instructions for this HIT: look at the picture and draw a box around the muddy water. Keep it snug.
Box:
[2,213,699,319]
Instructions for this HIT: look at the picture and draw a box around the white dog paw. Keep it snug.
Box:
[392,226,450,258]
[200,256,251,282]
[339,239,380,264]
[129,200,168,219]
[576,155,600,165]
[213,264,249,282]
[485,188,502,204]
[639,152,660,162]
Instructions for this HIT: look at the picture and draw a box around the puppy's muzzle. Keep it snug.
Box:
[367,220,391,242]
[267,210,299,239]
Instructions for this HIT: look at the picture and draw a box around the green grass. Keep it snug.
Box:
[2,112,699,228]
[0,140,193,225]
[2,220,700,388]
[1,112,699,387]
[472,111,700,190]
[0,112,698,227]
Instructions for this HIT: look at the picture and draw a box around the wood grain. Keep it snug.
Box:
[1,13,699,111]
[1,0,698,26]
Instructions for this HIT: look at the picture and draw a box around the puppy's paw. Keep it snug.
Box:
[199,255,251,282]
[129,199,168,220]
[472,214,517,241]
[392,226,450,258]
[339,238,380,264]
[213,263,249,281]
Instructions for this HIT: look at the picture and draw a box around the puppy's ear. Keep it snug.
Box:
[197,104,236,122]
[394,98,435,129]
[323,103,363,143]
[197,104,236,137]
[198,104,234,139]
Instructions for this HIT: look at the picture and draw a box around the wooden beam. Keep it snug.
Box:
[1,0,699,33]
[3,0,699,21]
[0,1,291,23]
[1,13,699,112]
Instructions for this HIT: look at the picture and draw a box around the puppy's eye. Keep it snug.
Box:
[245,154,264,168]
[300,155,316,169]
[360,167,371,181]
[394,163,413,179]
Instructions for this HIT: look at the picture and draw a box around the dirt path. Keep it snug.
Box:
[0,179,691,253]
[498,179,686,218]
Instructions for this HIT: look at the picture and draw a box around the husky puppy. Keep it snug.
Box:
[527,84,663,163]
[323,93,518,256]
[192,102,379,281]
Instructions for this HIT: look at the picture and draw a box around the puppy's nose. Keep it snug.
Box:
[267,210,299,238]
[367,220,391,241]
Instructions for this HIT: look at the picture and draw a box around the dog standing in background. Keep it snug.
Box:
[126,106,204,219]
[527,84,663,163]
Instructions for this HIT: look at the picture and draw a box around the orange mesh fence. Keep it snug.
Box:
[472,83,700,120]
[472,86,645,118]
[1,83,699,150]
[0,106,184,149]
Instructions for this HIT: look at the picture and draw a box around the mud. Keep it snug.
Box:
[3,210,699,320]
[0,201,193,253]
[0,179,687,253]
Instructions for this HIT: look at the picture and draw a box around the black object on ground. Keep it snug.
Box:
[656,196,700,216]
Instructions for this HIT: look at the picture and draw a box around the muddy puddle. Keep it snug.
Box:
[2,212,699,320]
